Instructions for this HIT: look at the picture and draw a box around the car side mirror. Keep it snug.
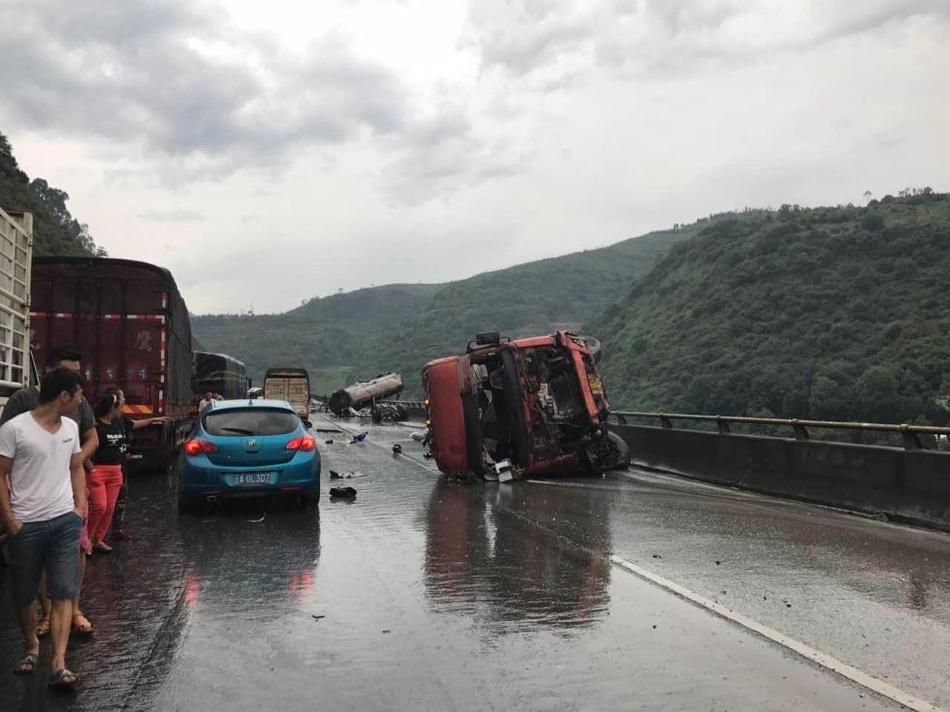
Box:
[178,421,195,436]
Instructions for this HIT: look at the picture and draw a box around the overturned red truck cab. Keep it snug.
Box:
[422,331,629,479]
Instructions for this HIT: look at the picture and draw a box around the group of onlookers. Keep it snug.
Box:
[0,348,169,690]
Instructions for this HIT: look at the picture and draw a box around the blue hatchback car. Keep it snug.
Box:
[178,399,320,511]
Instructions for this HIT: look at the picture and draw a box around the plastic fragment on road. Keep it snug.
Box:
[495,458,514,483]
[329,486,357,500]
[349,432,368,445]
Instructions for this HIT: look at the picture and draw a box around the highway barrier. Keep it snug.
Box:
[609,412,950,532]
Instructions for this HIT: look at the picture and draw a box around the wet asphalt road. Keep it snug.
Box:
[2,416,949,711]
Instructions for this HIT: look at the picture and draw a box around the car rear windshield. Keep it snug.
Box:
[203,409,299,436]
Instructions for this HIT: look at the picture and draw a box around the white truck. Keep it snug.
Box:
[263,367,311,426]
[0,207,33,411]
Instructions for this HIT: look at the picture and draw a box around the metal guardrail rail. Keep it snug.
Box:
[609,411,950,450]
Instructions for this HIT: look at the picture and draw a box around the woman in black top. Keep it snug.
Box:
[87,389,169,551]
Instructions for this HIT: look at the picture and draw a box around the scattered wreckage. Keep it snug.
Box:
[328,373,404,416]
[422,331,629,480]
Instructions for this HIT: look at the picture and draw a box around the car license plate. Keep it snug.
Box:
[233,473,272,486]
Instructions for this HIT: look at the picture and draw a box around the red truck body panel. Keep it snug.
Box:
[30,257,193,467]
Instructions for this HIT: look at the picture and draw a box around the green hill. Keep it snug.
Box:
[365,226,704,392]
[192,283,442,395]
[589,191,950,425]
[193,225,700,395]
[0,132,101,256]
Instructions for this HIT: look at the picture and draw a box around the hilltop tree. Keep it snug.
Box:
[0,130,104,256]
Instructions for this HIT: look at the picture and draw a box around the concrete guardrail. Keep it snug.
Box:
[609,412,950,532]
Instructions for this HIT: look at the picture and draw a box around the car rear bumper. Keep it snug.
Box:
[180,455,320,499]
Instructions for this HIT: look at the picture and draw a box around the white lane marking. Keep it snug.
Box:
[609,554,945,712]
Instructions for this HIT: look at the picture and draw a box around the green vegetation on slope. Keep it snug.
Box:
[193,225,699,395]
[192,283,443,395]
[590,191,950,425]
[0,132,102,256]
[366,226,703,392]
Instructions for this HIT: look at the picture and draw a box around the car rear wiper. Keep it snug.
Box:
[220,427,255,435]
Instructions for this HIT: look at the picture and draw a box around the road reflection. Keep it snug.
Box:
[176,503,321,619]
[424,480,611,630]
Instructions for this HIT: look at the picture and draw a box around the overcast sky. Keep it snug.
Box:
[1,0,948,314]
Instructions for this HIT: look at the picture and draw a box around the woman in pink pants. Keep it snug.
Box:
[87,389,172,552]
[87,391,128,553]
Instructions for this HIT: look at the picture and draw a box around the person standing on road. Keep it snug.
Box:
[0,368,87,689]
[198,392,214,413]
[92,388,169,549]
[0,347,99,636]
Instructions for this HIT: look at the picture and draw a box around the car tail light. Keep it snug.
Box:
[286,435,317,452]
[184,439,218,456]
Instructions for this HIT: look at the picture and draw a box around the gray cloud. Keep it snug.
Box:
[138,209,206,223]
[464,0,950,80]
[0,0,507,197]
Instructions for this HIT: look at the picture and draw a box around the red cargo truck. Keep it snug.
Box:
[30,257,194,470]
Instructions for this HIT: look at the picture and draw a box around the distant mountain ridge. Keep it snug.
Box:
[193,223,702,394]
[195,190,950,426]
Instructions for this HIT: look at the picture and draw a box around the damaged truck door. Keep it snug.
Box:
[423,331,630,480]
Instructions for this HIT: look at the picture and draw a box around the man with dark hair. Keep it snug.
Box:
[0,347,98,636]
[0,368,87,688]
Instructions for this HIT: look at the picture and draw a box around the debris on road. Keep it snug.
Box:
[652,554,663,559]
[324,439,334,445]
[349,432,368,444]
[392,443,402,455]
[311,614,326,621]
[330,470,341,480]
[410,430,428,442]
[330,487,358,500]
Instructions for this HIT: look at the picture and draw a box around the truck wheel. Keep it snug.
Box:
[585,430,630,474]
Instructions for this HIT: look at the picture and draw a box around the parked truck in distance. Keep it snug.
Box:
[263,367,311,424]
[0,208,33,412]
[328,372,404,416]
[192,351,248,400]
[31,257,194,470]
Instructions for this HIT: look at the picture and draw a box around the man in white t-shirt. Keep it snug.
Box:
[0,368,87,689]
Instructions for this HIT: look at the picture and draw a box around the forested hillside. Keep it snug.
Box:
[192,284,441,395]
[193,225,700,394]
[0,132,102,256]
[591,191,950,424]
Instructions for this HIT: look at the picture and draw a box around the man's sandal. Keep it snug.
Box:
[14,653,39,675]
[48,668,79,689]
